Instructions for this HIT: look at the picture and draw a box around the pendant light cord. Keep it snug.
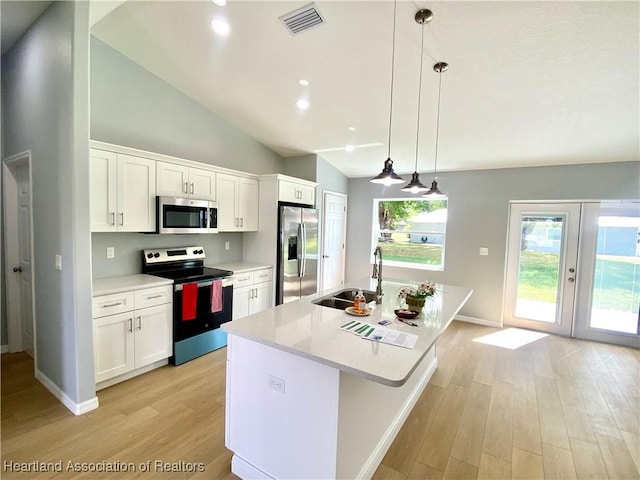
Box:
[387,0,397,159]
[414,20,425,171]
[434,68,442,176]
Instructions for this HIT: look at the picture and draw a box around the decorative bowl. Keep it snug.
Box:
[394,309,420,320]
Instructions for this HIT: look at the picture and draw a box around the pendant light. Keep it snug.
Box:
[370,1,404,186]
[423,61,448,198]
[402,9,433,194]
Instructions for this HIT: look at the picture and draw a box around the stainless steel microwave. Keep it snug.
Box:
[156,197,218,234]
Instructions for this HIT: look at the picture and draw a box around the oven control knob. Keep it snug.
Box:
[193,249,198,254]
[154,253,160,258]
[198,249,204,254]
[147,253,153,259]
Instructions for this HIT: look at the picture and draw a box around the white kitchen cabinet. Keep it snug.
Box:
[232,268,273,320]
[216,173,258,231]
[93,285,172,387]
[90,148,157,232]
[279,178,315,206]
[157,161,216,201]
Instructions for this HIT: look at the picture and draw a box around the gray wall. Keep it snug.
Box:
[282,154,317,183]
[346,161,640,325]
[316,156,348,196]
[2,2,95,403]
[91,37,283,174]
[90,36,287,275]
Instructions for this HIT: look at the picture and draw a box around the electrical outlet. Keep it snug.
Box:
[479,247,489,256]
[106,247,115,259]
[225,241,230,250]
[55,254,62,270]
[268,375,285,393]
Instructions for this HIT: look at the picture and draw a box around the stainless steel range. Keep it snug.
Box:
[142,246,233,365]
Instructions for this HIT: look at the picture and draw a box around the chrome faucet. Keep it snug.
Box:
[372,246,383,304]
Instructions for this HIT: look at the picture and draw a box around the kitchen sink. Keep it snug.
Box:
[312,289,377,310]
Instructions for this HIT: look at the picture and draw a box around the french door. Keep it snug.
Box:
[504,202,640,347]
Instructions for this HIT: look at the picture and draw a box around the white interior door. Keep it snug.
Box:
[321,192,347,291]
[16,165,34,357]
[3,153,35,358]
[504,203,581,336]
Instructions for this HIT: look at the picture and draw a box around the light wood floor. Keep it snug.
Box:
[2,321,638,479]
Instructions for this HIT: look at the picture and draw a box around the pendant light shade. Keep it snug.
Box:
[370,158,404,185]
[402,9,432,194]
[424,61,448,198]
[371,1,402,186]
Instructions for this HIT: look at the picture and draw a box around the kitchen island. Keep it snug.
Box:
[222,278,472,480]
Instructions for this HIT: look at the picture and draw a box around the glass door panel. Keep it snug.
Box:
[504,203,581,336]
[575,202,640,347]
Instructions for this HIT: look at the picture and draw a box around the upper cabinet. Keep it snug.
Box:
[157,162,216,201]
[90,148,156,232]
[278,178,315,206]
[217,173,258,232]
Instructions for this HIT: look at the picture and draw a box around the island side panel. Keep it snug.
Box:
[336,346,437,479]
[225,334,341,479]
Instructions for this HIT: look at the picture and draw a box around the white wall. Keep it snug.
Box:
[2,2,95,404]
[346,161,640,325]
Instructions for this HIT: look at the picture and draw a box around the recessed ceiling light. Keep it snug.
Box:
[210,17,230,36]
[348,127,356,131]
[345,145,355,152]
[296,99,309,110]
[212,0,227,5]
[299,79,310,86]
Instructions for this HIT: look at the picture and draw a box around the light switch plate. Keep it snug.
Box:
[225,241,230,250]
[55,254,62,270]
[106,247,115,259]
[479,247,489,256]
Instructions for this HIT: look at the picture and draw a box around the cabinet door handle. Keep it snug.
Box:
[254,288,258,298]
[137,316,142,330]
[103,302,122,308]
[145,294,163,300]
[111,212,115,226]
[184,182,189,194]
[128,318,133,333]
[190,182,194,194]
[240,217,244,228]
[119,212,124,226]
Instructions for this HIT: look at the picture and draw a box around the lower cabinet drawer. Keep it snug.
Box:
[93,292,135,318]
[253,268,272,284]
[134,285,172,309]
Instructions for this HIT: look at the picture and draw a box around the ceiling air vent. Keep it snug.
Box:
[279,3,325,35]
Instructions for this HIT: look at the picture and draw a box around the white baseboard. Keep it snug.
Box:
[1,345,8,354]
[232,455,274,479]
[35,369,99,415]
[455,315,502,328]
[358,355,438,479]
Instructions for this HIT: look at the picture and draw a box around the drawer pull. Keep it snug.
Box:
[102,302,122,308]
[259,274,269,278]
[145,294,164,300]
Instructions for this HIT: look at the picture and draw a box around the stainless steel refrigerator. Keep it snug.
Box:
[277,204,319,305]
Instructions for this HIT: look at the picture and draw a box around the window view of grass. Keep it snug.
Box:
[374,199,447,269]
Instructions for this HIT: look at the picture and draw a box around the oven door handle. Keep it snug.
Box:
[174,277,233,291]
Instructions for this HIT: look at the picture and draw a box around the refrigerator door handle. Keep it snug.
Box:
[297,223,303,277]
[300,222,307,278]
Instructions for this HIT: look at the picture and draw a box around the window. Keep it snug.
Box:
[372,198,448,270]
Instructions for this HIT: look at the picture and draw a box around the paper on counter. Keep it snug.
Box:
[339,320,418,349]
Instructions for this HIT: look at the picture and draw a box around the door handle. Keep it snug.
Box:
[568,278,575,283]
[119,212,124,226]
[569,268,575,273]
[184,182,189,194]
[240,218,244,228]
[111,212,115,226]
[128,318,133,333]
[190,183,194,194]
[13,266,22,273]
[137,316,142,330]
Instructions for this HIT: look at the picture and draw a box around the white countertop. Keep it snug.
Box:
[208,261,272,273]
[222,278,472,387]
[92,274,173,296]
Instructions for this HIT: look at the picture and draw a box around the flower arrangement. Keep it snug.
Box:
[398,282,437,312]
[398,281,436,299]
